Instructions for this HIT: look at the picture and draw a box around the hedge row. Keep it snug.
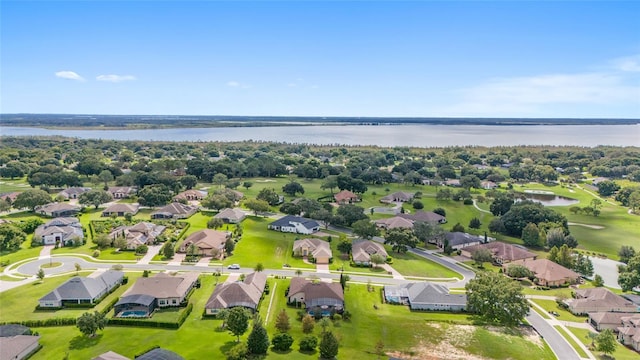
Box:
[108,302,193,329]
[0,317,76,327]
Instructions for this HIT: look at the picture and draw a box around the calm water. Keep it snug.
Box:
[0,124,638,147]
[517,193,579,206]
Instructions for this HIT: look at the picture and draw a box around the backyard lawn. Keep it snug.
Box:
[529,299,588,323]
[568,327,640,360]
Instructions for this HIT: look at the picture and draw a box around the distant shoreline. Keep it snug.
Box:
[0,114,638,130]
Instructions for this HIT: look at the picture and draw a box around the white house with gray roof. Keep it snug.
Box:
[39,270,124,308]
[57,187,91,200]
[384,282,467,311]
[268,215,320,234]
[34,217,83,246]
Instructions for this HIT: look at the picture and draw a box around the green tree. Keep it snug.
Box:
[227,307,251,342]
[74,262,81,274]
[521,223,541,247]
[274,309,290,333]
[247,315,269,355]
[490,192,515,216]
[14,189,51,211]
[384,228,418,253]
[0,224,27,251]
[595,329,617,356]
[226,342,248,360]
[225,239,236,255]
[618,253,640,291]
[202,194,234,210]
[597,180,620,197]
[137,184,173,207]
[468,217,481,229]
[271,333,294,351]
[256,188,280,206]
[335,204,368,226]
[213,173,228,188]
[254,263,264,272]
[488,218,506,234]
[98,169,113,189]
[282,181,305,196]
[180,175,198,189]
[574,253,594,277]
[546,227,566,248]
[76,311,107,337]
[242,181,253,190]
[451,223,465,232]
[352,219,379,239]
[505,264,533,278]
[244,198,270,216]
[337,240,352,254]
[302,314,315,334]
[299,335,318,352]
[207,217,224,229]
[79,190,113,209]
[413,221,446,245]
[471,248,493,268]
[321,175,338,194]
[465,272,529,326]
[618,245,636,264]
[162,242,175,259]
[37,268,45,282]
[319,330,339,360]
[592,274,605,287]
[93,234,112,249]
[370,253,386,268]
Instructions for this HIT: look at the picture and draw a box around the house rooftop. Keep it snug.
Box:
[463,241,536,262]
[0,335,40,360]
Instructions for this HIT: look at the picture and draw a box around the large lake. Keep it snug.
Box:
[0,124,638,147]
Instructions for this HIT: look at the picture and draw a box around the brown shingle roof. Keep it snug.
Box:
[352,240,388,263]
[124,272,199,299]
[509,258,580,283]
[205,272,266,310]
[288,278,344,302]
[374,216,414,229]
[293,238,332,259]
[398,211,446,223]
[464,242,536,262]
[334,190,358,203]
[0,335,40,360]
[102,203,139,214]
[181,229,229,252]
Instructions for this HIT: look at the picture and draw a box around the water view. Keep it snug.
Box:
[519,190,579,206]
[1,124,638,147]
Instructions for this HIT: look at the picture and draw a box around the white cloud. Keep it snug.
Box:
[226,81,251,89]
[610,54,640,72]
[287,83,297,87]
[96,74,136,83]
[55,71,85,81]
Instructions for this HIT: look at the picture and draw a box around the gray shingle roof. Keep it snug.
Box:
[269,215,319,230]
[445,232,480,247]
[136,348,184,360]
[39,270,123,303]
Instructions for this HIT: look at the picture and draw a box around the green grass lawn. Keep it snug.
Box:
[553,325,589,358]
[0,271,142,323]
[568,327,640,360]
[529,299,588,323]
[224,216,314,270]
[387,249,462,279]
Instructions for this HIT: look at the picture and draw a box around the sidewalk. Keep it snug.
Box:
[137,245,162,265]
[38,245,55,260]
[167,253,186,266]
[380,263,405,280]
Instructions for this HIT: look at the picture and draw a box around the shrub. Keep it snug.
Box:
[412,200,424,209]
[226,342,248,360]
[92,250,101,258]
[299,335,318,352]
[463,198,473,205]
[272,333,294,351]
[135,245,148,255]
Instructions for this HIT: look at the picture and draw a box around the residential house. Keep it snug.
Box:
[507,259,580,287]
[399,211,447,224]
[204,272,267,314]
[461,242,536,265]
[108,186,137,199]
[39,270,124,307]
[214,208,246,224]
[109,222,166,250]
[334,190,359,204]
[179,229,230,257]
[173,189,207,202]
[293,238,332,264]
[35,203,80,217]
[137,348,184,360]
[0,191,20,203]
[352,239,388,266]
[564,288,639,315]
[445,179,461,187]
[384,282,467,311]
[618,314,640,352]
[57,187,91,200]
[114,272,199,317]
[101,203,139,217]
[92,351,131,360]
[439,232,482,250]
[480,181,498,190]
[380,191,415,203]
[0,324,31,337]
[268,215,320,235]
[33,217,84,246]
[150,202,198,219]
[287,278,344,315]
[0,335,41,360]
[589,312,639,331]
[375,216,415,230]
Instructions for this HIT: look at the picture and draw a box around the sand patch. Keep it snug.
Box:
[255,179,276,182]
[568,222,605,230]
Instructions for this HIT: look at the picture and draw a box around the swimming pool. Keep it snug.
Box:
[118,310,148,318]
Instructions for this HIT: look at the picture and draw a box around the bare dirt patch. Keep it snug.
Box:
[387,324,485,360]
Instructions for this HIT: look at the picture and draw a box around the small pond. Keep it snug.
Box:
[517,192,579,206]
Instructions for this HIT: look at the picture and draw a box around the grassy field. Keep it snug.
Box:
[0,271,143,323]
[386,248,462,279]
[568,327,640,360]
[553,325,589,358]
[19,275,554,360]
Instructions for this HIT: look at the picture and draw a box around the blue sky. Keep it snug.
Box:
[1,1,639,118]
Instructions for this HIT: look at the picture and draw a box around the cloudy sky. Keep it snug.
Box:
[1,1,639,118]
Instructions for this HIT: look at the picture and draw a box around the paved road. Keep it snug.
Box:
[526,310,581,360]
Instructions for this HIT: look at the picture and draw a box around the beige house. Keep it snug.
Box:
[180,229,230,257]
[0,335,41,360]
[109,222,166,250]
[380,191,415,203]
[293,238,332,264]
[35,203,80,217]
[461,242,537,265]
[589,312,639,331]
[151,202,197,219]
[352,239,388,266]
[108,187,137,199]
[564,288,638,315]
[205,272,266,314]
[287,278,344,313]
[618,314,640,352]
[334,190,359,204]
[102,203,139,217]
[174,189,207,201]
[506,258,580,287]
[375,216,415,230]
[214,208,246,224]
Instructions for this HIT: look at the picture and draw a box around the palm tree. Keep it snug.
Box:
[295,269,303,277]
